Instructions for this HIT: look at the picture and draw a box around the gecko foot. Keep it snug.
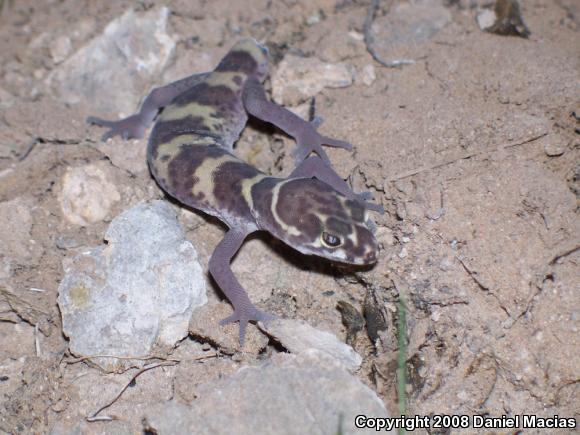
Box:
[292,132,353,167]
[220,306,277,345]
[87,114,147,142]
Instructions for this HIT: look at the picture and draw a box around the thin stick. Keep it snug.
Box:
[65,354,180,365]
[66,351,218,365]
[86,361,177,421]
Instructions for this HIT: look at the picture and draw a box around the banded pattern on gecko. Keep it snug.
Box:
[88,39,383,343]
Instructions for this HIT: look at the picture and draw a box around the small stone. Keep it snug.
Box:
[55,235,81,250]
[370,0,451,62]
[59,162,121,226]
[543,138,568,157]
[259,318,362,372]
[49,36,72,64]
[477,9,497,31]
[306,13,320,26]
[396,201,407,220]
[272,54,353,105]
[358,64,376,87]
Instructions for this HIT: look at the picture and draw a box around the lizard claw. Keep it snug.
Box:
[220,306,276,345]
[87,114,146,142]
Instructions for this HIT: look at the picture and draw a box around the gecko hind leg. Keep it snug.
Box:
[87,72,209,142]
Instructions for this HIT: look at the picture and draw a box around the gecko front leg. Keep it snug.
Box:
[87,72,209,142]
[242,77,352,167]
[208,228,276,344]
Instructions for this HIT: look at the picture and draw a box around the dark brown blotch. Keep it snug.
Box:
[174,83,238,109]
[353,226,375,258]
[166,145,226,205]
[213,161,260,220]
[325,216,351,237]
[346,199,366,223]
[149,115,211,159]
[251,177,278,228]
[215,50,258,75]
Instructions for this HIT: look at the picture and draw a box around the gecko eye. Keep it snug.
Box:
[321,232,342,248]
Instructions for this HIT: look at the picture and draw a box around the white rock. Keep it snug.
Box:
[477,9,497,31]
[47,7,176,114]
[272,54,353,106]
[144,352,393,434]
[59,163,121,226]
[259,318,362,372]
[57,201,207,369]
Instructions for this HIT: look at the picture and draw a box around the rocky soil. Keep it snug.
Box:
[0,0,578,433]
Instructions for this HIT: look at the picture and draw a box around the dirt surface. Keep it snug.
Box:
[0,0,578,433]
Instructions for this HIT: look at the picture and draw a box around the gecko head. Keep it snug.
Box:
[217,39,269,82]
[252,178,378,265]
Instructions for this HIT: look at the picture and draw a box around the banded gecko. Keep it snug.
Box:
[88,39,383,344]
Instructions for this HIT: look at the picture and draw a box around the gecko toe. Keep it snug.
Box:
[322,136,353,151]
[220,307,276,345]
[357,191,374,201]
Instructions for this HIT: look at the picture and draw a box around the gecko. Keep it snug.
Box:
[87,39,383,344]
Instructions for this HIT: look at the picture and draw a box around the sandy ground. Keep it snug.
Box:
[0,0,578,433]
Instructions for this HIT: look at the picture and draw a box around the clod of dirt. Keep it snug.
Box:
[47,7,176,114]
[477,0,530,38]
[363,291,389,351]
[143,352,393,434]
[337,300,365,345]
[271,54,353,106]
[58,201,207,371]
[58,162,121,226]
